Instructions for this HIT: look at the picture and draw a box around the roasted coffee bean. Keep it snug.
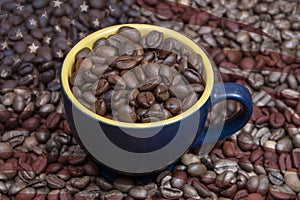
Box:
[269,184,297,199]
[22,117,40,131]
[169,83,190,99]
[115,105,137,123]
[128,186,148,199]
[115,55,141,70]
[187,163,207,177]
[276,137,293,153]
[0,142,13,160]
[101,189,123,200]
[214,159,238,174]
[137,92,155,108]
[70,176,89,190]
[145,63,160,77]
[144,30,164,48]
[70,27,206,122]
[95,99,107,116]
[182,184,199,199]
[182,93,198,111]
[113,177,134,192]
[45,174,65,189]
[75,47,91,61]
[118,26,141,43]
[269,171,284,185]
[164,98,181,114]
[122,71,139,89]
[138,78,160,91]
[153,85,169,102]
[183,69,203,83]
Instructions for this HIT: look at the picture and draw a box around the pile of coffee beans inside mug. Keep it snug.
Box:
[70,27,206,123]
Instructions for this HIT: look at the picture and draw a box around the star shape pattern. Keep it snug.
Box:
[29,18,37,26]
[80,1,89,12]
[42,10,48,18]
[56,50,64,58]
[92,18,100,28]
[79,32,87,39]
[28,43,39,53]
[43,35,52,44]
[1,41,9,50]
[53,0,62,8]
[16,29,23,38]
[55,25,62,32]
[15,3,24,11]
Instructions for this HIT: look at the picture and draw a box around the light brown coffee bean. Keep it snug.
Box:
[122,71,139,89]
[95,46,117,58]
[182,93,198,111]
[115,105,137,123]
[0,142,13,160]
[187,163,207,177]
[118,26,141,43]
[70,176,89,190]
[45,174,65,189]
[128,186,148,199]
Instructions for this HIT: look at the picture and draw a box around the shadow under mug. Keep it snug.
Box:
[61,24,253,175]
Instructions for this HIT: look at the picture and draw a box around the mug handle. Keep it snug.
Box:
[192,83,253,147]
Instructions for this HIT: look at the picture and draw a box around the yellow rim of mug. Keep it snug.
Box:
[62,24,214,128]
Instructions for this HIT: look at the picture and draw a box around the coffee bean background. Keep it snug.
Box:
[0,0,299,199]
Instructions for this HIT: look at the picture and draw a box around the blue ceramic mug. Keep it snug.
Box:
[61,24,253,175]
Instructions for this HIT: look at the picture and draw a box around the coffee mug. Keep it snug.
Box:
[61,24,253,175]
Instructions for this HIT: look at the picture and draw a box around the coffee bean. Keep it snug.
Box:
[214,159,238,174]
[160,185,183,199]
[144,30,163,48]
[0,142,13,160]
[35,127,50,143]
[70,176,89,190]
[46,112,61,129]
[153,85,169,102]
[187,163,207,177]
[269,171,284,185]
[137,92,155,108]
[101,189,123,200]
[181,153,200,166]
[22,117,40,131]
[269,184,297,199]
[75,47,91,61]
[96,177,113,191]
[182,184,199,199]
[107,34,129,49]
[276,137,293,153]
[128,186,148,199]
[164,97,181,114]
[45,174,65,189]
[115,105,137,123]
[171,171,187,189]
[122,71,139,89]
[284,169,300,192]
[222,141,240,157]
[15,187,36,200]
[23,136,38,149]
[145,63,160,77]
[115,55,141,70]
[183,68,203,83]
[118,26,141,43]
[8,182,27,196]
[169,83,190,99]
